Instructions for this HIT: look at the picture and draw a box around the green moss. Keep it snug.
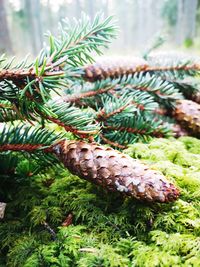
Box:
[179,136,200,154]
[1,137,200,266]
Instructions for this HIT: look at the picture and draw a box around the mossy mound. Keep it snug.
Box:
[0,137,200,266]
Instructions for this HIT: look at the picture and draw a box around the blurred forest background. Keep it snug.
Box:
[1,0,200,57]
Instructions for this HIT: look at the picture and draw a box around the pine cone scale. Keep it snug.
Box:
[174,100,200,137]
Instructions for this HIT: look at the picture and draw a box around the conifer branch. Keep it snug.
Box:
[105,125,166,138]
[165,77,200,104]
[96,103,130,121]
[43,100,99,137]
[44,116,98,138]
[0,103,20,122]
[147,64,200,73]
[0,13,117,114]
[63,86,113,103]
[0,124,63,151]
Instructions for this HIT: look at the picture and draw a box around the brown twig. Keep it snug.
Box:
[0,67,65,81]
[100,133,126,149]
[0,144,43,152]
[96,103,130,121]
[44,116,98,138]
[146,64,200,72]
[105,125,164,137]
[63,87,112,103]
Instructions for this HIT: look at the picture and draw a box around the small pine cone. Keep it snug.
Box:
[53,140,179,203]
[174,100,200,137]
[171,124,188,138]
[153,107,168,116]
[62,213,73,227]
[191,91,200,104]
[84,57,148,82]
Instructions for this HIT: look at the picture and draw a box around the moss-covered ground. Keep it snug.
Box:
[0,137,200,266]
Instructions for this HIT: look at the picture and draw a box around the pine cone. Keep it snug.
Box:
[191,91,200,104]
[53,140,179,203]
[174,100,200,137]
[171,123,188,138]
[84,57,148,82]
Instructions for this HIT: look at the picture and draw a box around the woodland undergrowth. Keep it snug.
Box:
[0,137,200,267]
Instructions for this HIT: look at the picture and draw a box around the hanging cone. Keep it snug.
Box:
[191,91,200,104]
[83,57,148,82]
[52,140,180,203]
[174,100,200,137]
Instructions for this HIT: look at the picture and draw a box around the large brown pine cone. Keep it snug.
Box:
[53,140,180,203]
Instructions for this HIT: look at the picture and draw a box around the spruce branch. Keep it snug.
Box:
[120,73,183,106]
[46,13,118,68]
[43,100,100,137]
[63,84,114,103]
[72,63,183,111]
[63,77,159,114]
[101,114,170,146]
[96,102,131,121]
[71,54,200,141]
[143,35,166,60]
[0,101,21,122]
[0,13,117,116]
[62,78,120,104]
[147,51,200,78]
[166,77,200,104]
[0,124,62,153]
[60,75,173,146]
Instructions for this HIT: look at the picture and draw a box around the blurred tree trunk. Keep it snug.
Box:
[103,0,109,17]
[183,0,198,40]
[0,0,12,53]
[25,0,43,55]
[86,0,94,20]
[175,0,184,44]
[176,0,198,45]
[46,0,54,31]
[75,0,82,18]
